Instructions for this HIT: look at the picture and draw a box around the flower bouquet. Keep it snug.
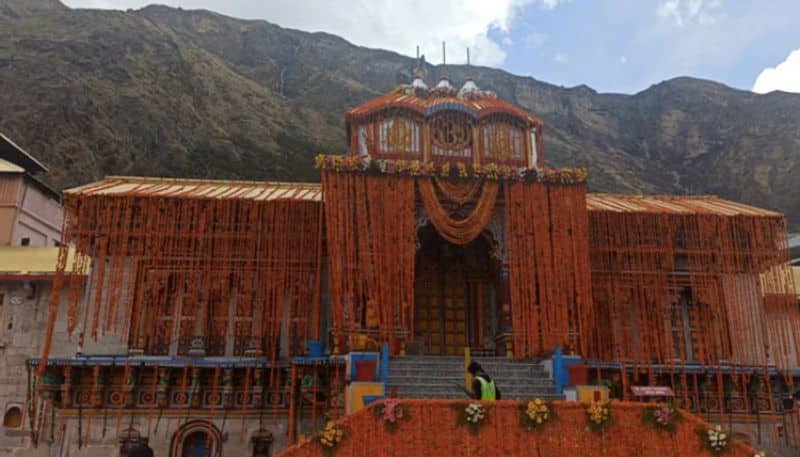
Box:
[642,402,682,433]
[454,402,490,434]
[373,399,409,432]
[698,425,729,454]
[585,400,612,433]
[520,398,555,430]
[318,421,347,455]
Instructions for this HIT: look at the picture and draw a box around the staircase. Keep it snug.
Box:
[387,356,561,400]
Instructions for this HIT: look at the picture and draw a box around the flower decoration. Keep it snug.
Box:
[315,154,587,184]
[520,398,555,430]
[642,402,682,433]
[318,421,347,455]
[373,399,409,432]
[585,400,612,433]
[454,402,490,434]
[698,425,729,454]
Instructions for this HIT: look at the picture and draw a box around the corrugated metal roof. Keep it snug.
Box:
[0,157,24,173]
[65,176,322,202]
[793,267,800,296]
[586,193,782,218]
[0,247,76,275]
[0,132,48,173]
[66,179,781,218]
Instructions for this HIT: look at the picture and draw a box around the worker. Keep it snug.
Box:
[465,361,501,400]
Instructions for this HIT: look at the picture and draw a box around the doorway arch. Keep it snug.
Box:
[413,224,501,355]
[169,420,222,457]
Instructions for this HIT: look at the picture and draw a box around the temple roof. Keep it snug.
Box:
[345,88,541,126]
[586,193,782,218]
[65,177,783,219]
[65,176,322,202]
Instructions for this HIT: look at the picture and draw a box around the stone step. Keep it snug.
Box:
[387,355,559,401]
[389,367,550,379]
[387,377,555,388]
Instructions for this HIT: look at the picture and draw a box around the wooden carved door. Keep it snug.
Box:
[415,269,467,355]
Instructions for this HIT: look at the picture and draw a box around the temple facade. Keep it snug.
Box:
[11,75,800,456]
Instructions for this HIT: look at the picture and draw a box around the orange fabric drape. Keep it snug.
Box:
[40,191,322,376]
[322,171,416,347]
[418,178,499,245]
[278,400,759,457]
[504,181,593,358]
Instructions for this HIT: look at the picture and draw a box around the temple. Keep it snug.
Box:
[23,74,800,456]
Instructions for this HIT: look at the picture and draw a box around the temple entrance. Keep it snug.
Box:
[414,225,500,355]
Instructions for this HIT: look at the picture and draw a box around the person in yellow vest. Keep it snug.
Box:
[467,362,501,400]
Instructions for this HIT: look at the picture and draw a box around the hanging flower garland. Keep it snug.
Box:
[318,421,348,456]
[642,402,682,434]
[698,425,729,454]
[585,400,612,433]
[373,399,409,433]
[315,154,587,184]
[454,402,491,434]
[520,398,556,430]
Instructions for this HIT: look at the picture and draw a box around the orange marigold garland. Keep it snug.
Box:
[322,171,416,350]
[315,154,587,184]
[39,182,323,381]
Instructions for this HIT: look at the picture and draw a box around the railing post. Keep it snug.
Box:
[464,347,472,396]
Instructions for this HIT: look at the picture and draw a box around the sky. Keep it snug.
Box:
[62,0,800,95]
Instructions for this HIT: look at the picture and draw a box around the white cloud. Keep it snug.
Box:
[657,0,722,26]
[620,56,628,64]
[525,32,547,49]
[541,0,571,9]
[554,53,568,64]
[64,0,557,67]
[753,49,800,94]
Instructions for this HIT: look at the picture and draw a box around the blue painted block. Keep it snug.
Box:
[552,347,584,394]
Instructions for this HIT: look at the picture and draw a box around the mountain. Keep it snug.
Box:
[1,1,799,227]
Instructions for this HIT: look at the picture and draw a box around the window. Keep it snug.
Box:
[20,238,30,246]
[3,406,22,428]
[481,121,525,164]
[377,117,421,156]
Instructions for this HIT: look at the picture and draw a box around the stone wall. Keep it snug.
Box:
[15,415,288,457]
[0,277,127,456]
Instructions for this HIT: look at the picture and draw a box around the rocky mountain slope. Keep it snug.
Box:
[1,0,799,226]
